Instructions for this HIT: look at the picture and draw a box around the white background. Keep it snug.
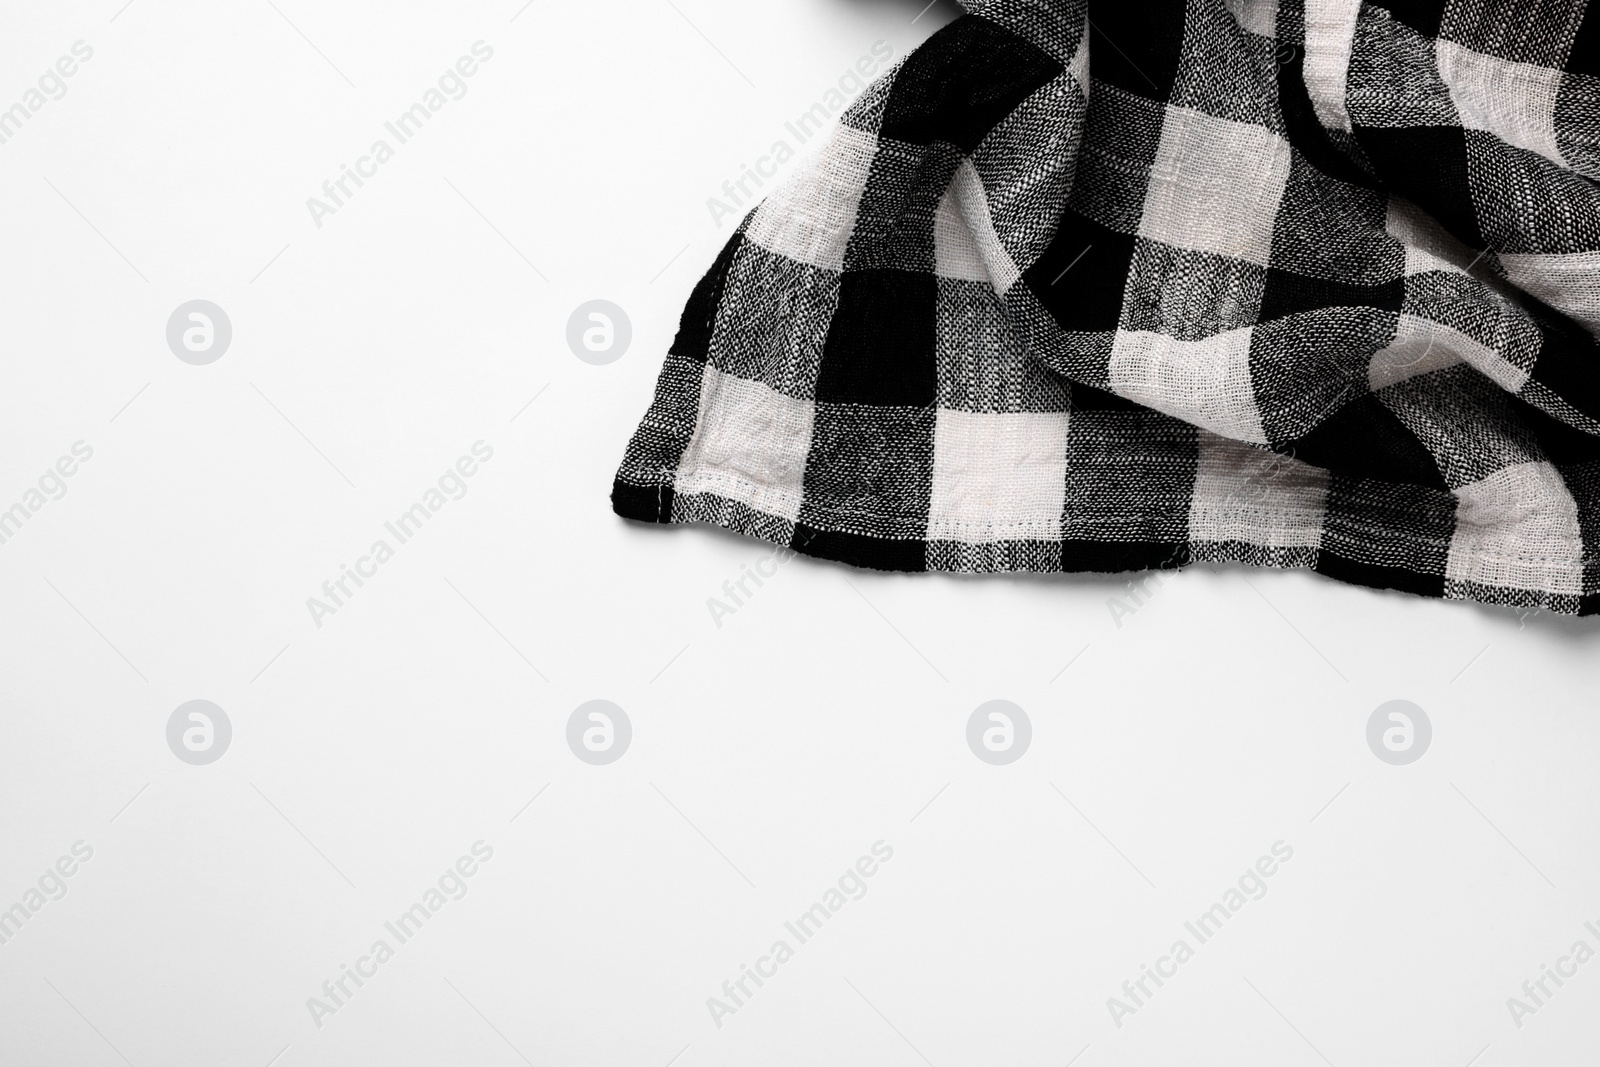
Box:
[2,1,1599,1064]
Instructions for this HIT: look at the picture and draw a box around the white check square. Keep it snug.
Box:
[1437,39,1564,167]
[745,125,879,272]
[928,409,1071,541]
[1139,105,1293,267]
[676,365,816,522]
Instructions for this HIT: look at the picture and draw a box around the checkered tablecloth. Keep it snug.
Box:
[614,0,1600,616]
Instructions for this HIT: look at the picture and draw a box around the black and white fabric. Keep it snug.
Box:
[612,0,1600,616]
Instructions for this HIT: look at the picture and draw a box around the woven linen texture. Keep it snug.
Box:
[613,0,1600,616]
